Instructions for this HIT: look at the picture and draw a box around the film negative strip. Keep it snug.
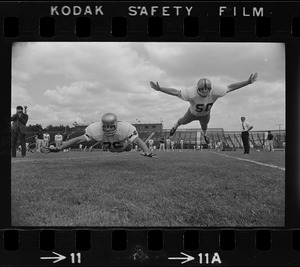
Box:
[1,0,300,266]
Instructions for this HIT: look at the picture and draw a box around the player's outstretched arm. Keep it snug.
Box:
[44,135,87,153]
[150,81,181,97]
[58,135,87,151]
[133,137,150,153]
[227,73,258,93]
[133,137,156,157]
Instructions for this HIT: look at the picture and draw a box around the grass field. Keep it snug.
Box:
[11,149,285,227]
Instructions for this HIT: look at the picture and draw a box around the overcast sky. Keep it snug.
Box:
[12,42,285,131]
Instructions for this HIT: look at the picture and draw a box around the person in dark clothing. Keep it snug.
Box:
[267,130,274,152]
[34,129,44,152]
[61,131,74,152]
[11,106,29,157]
[159,136,165,151]
[62,132,68,142]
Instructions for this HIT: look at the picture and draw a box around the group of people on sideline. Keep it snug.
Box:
[11,106,279,158]
[31,130,64,153]
[156,136,184,152]
[11,105,69,157]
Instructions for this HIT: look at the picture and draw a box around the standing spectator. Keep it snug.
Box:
[241,116,253,154]
[215,141,221,152]
[166,138,171,152]
[180,139,184,152]
[264,131,269,151]
[159,135,165,151]
[35,129,44,152]
[62,132,68,142]
[43,132,50,148]
[219,141,226,151]
[11,106,29,157]
[26,142,29,152]
[79,144,83,151]
[148,139,154,152]
[54,132,63,148]
[171,140,175,151]
[267,131,274,152]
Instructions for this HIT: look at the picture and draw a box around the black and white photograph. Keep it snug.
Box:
[11,42,285,227]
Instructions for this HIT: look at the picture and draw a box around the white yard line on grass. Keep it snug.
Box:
[210,152,285,171]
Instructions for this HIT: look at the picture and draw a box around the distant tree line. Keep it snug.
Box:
[26,124,73,132]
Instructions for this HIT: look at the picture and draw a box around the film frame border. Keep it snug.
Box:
[1,0,300,266]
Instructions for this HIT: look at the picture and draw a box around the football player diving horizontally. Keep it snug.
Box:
[150,73,258,144]
[43,113,156,158]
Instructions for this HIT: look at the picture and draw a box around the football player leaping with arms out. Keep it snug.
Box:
[150,73,258,144]
[43,113,156,158]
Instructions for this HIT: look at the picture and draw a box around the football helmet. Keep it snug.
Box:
[197,78,212,97]
[102,113,118,136]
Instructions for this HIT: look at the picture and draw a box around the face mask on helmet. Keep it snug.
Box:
[197,78,212,97]
[102,113,118,136]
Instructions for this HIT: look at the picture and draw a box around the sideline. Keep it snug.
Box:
[210,151,285,171]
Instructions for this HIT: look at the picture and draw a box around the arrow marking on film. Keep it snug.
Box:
[40,252,66,264]
[168,252,194,264]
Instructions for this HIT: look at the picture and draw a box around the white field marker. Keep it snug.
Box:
[210,151,285,171]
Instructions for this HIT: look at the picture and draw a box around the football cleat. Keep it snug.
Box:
[170,127,177,136]
[102,113,118,136]
[140,152,157,158]
[40,147,50,153]
[204,135,210,144]
[49,147,60,153]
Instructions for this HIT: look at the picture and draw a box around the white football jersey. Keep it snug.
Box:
[55,134,63,141]
[178,86,228,116]
[149,139,154,145]
[166,139,171,144]
[43,133,50,141]
[84,121,138,152]
[241,121,252,131]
